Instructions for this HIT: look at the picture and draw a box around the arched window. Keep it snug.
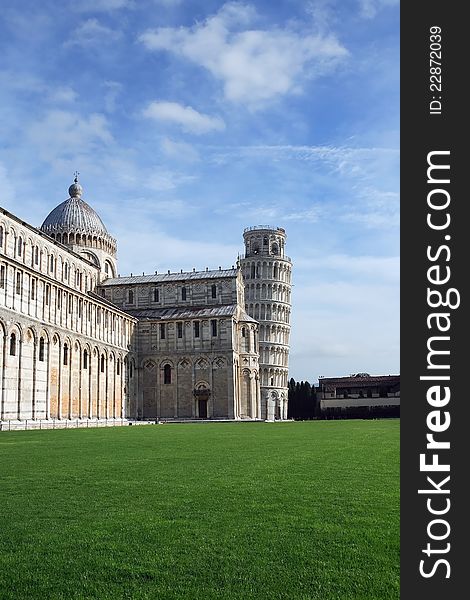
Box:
[34,246,39,265]
[64,263,68,280]
[50,255,54,272]
[0,226,3,248]
[153,288,159,302]
[117,359,120,375]
[100,355,105,373]
[272,243,278,255]
[181,286,187,301]
[63,343,68,366]
[18,236,23,256]
[83,349,88,369]
[39,337,45,362]
[128,290,134,304]
[164,364,172,384]
[9,333,16,356]
[241,327,246,337]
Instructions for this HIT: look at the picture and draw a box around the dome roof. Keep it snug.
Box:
[41,197,109,237]
[40,177,116,253]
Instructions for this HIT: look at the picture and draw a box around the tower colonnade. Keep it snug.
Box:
[240,226,292,420]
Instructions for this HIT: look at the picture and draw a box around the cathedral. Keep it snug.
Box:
[0,177,292,429]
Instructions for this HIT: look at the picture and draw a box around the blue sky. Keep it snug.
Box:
[0,0,399,382]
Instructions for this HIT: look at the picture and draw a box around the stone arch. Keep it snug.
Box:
[60,335,73,418]
[68,339,81,417]
[194,379,210,419]
[0,222,6,251]
[240,368,253,418]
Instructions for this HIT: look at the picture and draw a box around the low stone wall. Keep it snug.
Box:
[0,418,153,432]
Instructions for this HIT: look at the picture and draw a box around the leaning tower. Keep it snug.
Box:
[240,226,292,420]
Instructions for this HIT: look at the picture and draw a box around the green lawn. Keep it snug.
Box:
[0,420,399,600]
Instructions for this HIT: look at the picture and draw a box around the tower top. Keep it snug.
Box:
[243,225,286,235]
[243,225,287,258]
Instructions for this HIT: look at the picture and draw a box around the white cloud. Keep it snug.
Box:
[74,0,134,12]
[216,200,322,224]
[145,168,196,191]
[142,101,225,134]
[161,138,200,162]
[28,110,114,168]
[49,86,78,103]
[358,0,399,19]
[65,18,121,47]
[103,81,123,113]
[138,2,348,107]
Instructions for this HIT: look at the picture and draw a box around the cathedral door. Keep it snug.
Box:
[198,398,208,418]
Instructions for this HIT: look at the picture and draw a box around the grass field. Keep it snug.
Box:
[0,420,399,600]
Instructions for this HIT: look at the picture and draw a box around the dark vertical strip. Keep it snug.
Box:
[401,4,467,598]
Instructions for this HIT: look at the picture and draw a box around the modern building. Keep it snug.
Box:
[0,178,292,429]
[316,373,400,418]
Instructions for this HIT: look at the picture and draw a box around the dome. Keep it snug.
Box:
[40,177,117,254]
[41,197,110,237]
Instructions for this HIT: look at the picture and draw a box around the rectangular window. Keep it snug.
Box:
[0,265,5,288]
[160,323,166,339]
[181,287,187,301]
[16,271,22,295]
[45,284,50,306]
[39,338,45,362]
[153,288,159,302]
[68,295,73,314]
[177,322,183,338]
[211,284,217,299]
[57,292,62,310]
[31,278,36,300]
[194,321,200,338]
[211,319,217,337]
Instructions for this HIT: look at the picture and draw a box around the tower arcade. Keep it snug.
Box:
[240,226,292,420]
